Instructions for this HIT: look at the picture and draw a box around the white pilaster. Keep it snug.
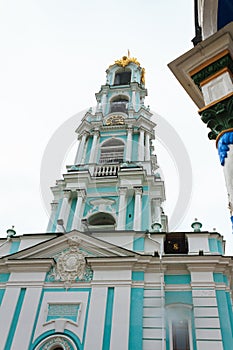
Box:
[46,201,58,232]
[117,187,128,230]
[189,268,223,350]
[84,287,108,350]
[89,129,99,164]
[110,286,131,350]
[145,132,150,161]
[71,189,86,230]
[151,198,161,225]
[138,129,145,161]
[125,126,133,162]
[133,187,143,231]
[75,131,88,165]
[132,90,136,110]
[11,287,43,350]
[0,287,21,349]
[56,190,71,232]
[101,92,107,115]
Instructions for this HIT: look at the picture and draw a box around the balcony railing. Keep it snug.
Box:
[93,164,119,177]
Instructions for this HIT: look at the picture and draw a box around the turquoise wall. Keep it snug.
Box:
[125,195,134,230]
[85,137,93,164]
[66,198,77,231]
[129,288,144,350]
[216,290,233,348]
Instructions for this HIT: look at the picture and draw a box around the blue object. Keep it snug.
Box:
[217,131,233,165]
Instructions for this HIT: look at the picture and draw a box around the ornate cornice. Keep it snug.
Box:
[199,94,233,139]
[191,53,233,88]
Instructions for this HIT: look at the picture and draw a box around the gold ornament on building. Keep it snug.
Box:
[109,53,146,84]
[106,115,125,126]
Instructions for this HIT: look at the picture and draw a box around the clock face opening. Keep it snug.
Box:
[164,233,188,254]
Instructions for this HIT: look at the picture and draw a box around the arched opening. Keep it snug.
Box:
[166,304,193,350]
[88,212,116,226]
[114,69,131,86]
[34,334,78,350]
[110,96,129,114]
[99,138,124,164]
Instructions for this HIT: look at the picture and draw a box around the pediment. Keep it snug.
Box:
[1,230,136,261]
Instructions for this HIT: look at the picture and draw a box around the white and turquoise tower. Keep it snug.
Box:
[0,53,232,350]
[47,55,168,248]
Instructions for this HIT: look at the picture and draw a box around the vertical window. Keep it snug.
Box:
[99,138,125,164]
[110,97,129,114]
[114,70,131,85]
[172,320,190,350]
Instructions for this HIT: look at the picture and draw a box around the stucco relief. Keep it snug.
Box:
[47,235,93,287]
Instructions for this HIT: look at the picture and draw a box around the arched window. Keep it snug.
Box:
[34,335,78,350]
[99,138,124,164]
[88,212,116,226]
[114,69,131,86]
[166,304,193,350]
[110,96,129,114]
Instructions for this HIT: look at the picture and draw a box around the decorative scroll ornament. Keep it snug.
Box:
[47,235,93,288]
[199,94,233,139]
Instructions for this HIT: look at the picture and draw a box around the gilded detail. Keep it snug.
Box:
[113,55,141,68]
[109,55,145,84]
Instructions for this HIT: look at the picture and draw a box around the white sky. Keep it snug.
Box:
[0,0,232,253]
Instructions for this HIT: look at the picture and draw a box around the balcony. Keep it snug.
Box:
[93,164,119,177]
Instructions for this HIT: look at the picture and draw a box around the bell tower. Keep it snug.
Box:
[47,55,168,249]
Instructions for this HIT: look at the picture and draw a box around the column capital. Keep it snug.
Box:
[76,188,87,199]
[134,186,143,195]
[51,201,58,210]
[118,187,128,196]
[63,190,71,199]
[92,128,100,136]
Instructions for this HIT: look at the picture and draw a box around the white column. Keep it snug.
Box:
[138,129,145,161]
[125,127,133,162]
[117,187,128,230]
[89,130,99,164]
[145,132,150,161]
[133,187,143,231]
[223,145,233,218]
[56,190,71,232]
[75,132,88,165]
[71,189,86,230]
[46,201,58,232]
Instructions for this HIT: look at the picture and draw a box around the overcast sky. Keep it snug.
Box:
[0,1,232,253]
